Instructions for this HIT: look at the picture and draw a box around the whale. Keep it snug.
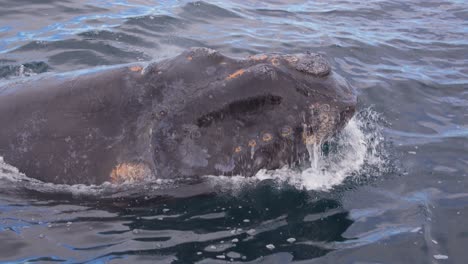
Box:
[0,48,356,185]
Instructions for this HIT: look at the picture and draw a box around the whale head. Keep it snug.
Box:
[146,47,356,178]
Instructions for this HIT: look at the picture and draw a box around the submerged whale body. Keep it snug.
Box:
[0,48,356,185]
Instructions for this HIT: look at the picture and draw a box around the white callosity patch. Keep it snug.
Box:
[207,108,388,191]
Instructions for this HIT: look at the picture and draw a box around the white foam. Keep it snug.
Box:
[0,156,26,180]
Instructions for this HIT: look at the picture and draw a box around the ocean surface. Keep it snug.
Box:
[0,0,467,263]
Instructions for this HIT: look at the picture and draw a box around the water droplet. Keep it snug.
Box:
[247,229,255,235]
[227,251,242,259]
[266,244,275,250]
[306,142,321,170]
[433,254,448,260]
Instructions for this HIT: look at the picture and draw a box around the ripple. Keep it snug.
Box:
[1,0,466,85]
[0,0,467,262]
[0,61,49,79]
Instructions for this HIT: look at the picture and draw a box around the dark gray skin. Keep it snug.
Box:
[0,48,356,185]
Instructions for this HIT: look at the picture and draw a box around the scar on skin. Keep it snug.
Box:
[226,69,245,80]
[249,54,268,61]
[130,66,143,72]
[302,132,316,145]
[271,58,280,66]
[281,126,292,137]
[262,133,273,142]
[284,55,299,64]
[110,162,151,183]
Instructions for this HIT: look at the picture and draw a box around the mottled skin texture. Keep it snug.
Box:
[0,48,356,185]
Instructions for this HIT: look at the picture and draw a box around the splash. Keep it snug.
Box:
[306,142,321,171]
[207,108,389,192]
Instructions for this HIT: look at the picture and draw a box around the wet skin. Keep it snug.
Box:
[0,48,356,185]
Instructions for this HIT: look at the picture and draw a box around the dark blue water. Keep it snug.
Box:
[0,1,467,263]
